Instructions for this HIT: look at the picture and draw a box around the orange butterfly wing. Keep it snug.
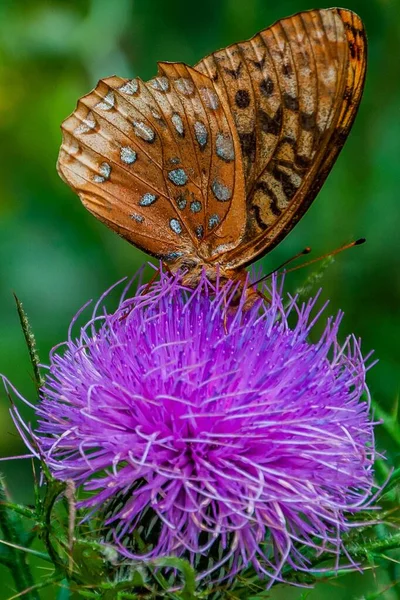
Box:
[58,64,246,266]
[57,8,366,272]
[195,8,367,269]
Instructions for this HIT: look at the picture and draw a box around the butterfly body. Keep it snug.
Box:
[58,8,367,290]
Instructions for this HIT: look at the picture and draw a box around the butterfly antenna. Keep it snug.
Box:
[284,238,366,275]
[250,238,366,288]
[251,247,312,288]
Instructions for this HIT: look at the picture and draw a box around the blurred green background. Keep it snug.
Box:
[0,0,399,598]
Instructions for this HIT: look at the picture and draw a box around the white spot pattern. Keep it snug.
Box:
[95,90,115,110]
[149,77,170,92]
[119,80,139,95]
[199,87,219,110]
[139,193,158,206]
[93,162,111,183]
[170,218,183,234]
[216,132,235,162]
[120,146,137,164]
[171,113,184,136]
[168,169,188,186]
[190,200,202,213]
[130,213,144,223]
[212,179,232,202]
[75,111,96,134]
[194,121,208,148]
[208,214,220,229]
[175,78,195,96]
[69,139,80,155]
[133,121,156,143]
[151,108,163,120]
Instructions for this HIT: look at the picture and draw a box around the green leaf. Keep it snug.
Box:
[0,475,40,599]
[152,557,197,599]
[13,293,43,389]
[56,580,71,600]
[71,540,109,584]
[371,399,400,446]
[382,466,400,495]
[0,539,51,563]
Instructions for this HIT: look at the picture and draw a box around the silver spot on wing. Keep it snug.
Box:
[195,225,204,239]
[211,179,232,202]
[119,79,139,95]
[208,214,220,229]
[149,76,170,92]
[176,194,187,210]
[139,193,158,206]
[194,121,208,149]
[216,132,235,162]
[175,78,195,96]
[170,218,183,235]
[168,169,188,186]
[133,121,156,143]
[130,213,144,223]
[95,90,115,110]
[75,111,97,134]
[199,87,219,110]
[190,200,202,213]
[120,146,137,164]
[171,113,184,136]
[93,162,111,183]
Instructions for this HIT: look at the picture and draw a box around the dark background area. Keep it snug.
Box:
[0,0,399,597]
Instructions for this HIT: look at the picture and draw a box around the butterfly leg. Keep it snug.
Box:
[140,268,161,296]
[162,262,174,277]
[223,295,229,334]
[256,289,271,305]
[140,261,174,296]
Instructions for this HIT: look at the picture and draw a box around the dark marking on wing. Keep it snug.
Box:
[283,93,299,111]
[253,181,282,217]
[282,63,293,76]
[252,56,266,70]
[300,112,317,131]
[260,77,274,97]
[239,130,257,161]
[272,166,299,200]
[235,89,251,108]
[259,107,282,136]
[223,63,243,79]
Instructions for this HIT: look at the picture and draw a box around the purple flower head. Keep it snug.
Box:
[11,268,378,585]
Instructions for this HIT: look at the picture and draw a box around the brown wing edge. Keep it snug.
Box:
[220,8,368,270]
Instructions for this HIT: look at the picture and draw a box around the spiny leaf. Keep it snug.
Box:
[13,293,43,389]
[0,539,50,563]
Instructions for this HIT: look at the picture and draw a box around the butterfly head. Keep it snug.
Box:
[171,259,260,310]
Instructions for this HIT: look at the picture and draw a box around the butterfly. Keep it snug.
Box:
[57,8,366,292]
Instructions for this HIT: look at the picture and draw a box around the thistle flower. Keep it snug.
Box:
[9,268,378,585]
